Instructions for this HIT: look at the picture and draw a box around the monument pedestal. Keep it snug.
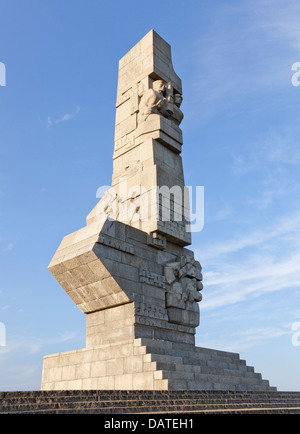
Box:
[42,323,274,391]
[41,220,274,391]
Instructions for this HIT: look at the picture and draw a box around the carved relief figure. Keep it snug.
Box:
[172,93,184,126]
[138,79,184,126]
[164,255,203,327]
[139,79,167,119]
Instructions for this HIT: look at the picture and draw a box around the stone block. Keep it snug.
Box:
[75,363,91,380]
[143,361,157,372]
[67,379,83,390]
[97,376,115,390]
[115,373,133,390]
[90,361,106,378]
[124,355,144,374]
[82,378,98,389]
[48,367,62,383]
[154,370,163,380]
[132,372,154,390]
[106,358,124,376]
[43,355,58,369]
[61,365,76,381]
[153,379,169,390]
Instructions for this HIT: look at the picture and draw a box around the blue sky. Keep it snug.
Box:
[0,0,300,391]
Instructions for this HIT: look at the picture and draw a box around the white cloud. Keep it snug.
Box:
[197,210,300,311]
[0,241,14,254]
[0,331,78,358]
[47,106,80,128]
[232,129,300,175]
[0,331,84,390]
[199,210,300,261]
[184,0,300,124]
[56,331,77,343]
[214,205,232,221]
[230,129,300,210]
[266,134,300,165]
[198,325,291,352]
[5,242,14,251]
[258,0,300,53]
[203,255,300,310]
[231,153,257,176]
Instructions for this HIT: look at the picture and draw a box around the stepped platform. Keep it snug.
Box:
[1,390,300,414]
[41,338,277,391]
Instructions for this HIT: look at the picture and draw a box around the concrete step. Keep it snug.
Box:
[1,390,299,414]
[2,403,300,414]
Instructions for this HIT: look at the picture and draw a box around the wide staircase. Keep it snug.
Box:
[1,390,300,414]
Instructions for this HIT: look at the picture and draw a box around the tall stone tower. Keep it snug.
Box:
[87,29,191,246]
[41,30,275,391]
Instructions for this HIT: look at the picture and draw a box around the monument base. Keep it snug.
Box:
[41,340,276,391]
[41,306,276,391]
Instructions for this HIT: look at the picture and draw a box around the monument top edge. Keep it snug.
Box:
[117,29,181,95]
[118,29,172,63]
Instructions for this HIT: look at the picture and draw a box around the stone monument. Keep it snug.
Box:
[41,30,275,391]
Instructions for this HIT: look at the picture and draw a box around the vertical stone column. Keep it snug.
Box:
[87,29,191,246]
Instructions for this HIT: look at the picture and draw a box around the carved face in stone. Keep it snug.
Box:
[174,93,183,108]
[152,80,166,95]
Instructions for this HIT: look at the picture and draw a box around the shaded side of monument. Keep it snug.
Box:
[41,30,276,391]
